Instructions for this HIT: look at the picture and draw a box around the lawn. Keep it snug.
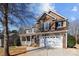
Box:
[0,46,26,56]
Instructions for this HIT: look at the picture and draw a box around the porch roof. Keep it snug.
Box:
[19,30,68,37]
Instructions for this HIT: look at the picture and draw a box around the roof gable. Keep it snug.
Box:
[37,11,67,22]
[48,11,67,20]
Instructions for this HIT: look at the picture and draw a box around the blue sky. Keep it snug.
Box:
[27,3,79,25]
[26,3,79,27]
[31,3,79,21]
[7,3,79,30]
[0,3,79,31]
[55,3,79,21]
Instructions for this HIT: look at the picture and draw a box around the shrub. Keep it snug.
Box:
[14,34,21,46]
[67,34,76,48]
[77,39,79,44]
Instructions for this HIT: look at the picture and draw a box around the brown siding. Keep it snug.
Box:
[63,21,67,28]
[51,21,56,31]
[44,15,52,22]
[36,11,68,32]
[49,12,64,20]
[35,23,41,32]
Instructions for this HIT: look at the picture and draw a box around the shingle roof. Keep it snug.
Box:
[37,10,67,23]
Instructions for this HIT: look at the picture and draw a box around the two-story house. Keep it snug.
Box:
[20,11,68,48]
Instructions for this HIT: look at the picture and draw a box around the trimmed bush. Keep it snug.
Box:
[67,34,76,48]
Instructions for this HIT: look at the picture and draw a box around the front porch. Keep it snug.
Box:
[19,35,39,47]
[19,30,68,48]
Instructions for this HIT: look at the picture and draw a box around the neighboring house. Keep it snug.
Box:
[20,11,68,48]
[0,33,21,47]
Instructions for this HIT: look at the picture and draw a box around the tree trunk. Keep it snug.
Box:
[3,3,10,56]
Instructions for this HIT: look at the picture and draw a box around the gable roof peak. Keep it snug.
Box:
[48,11,67,19]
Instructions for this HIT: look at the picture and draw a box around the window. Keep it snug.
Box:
[26,30,31,33]
[32,28,35,33]
[44,21,50,30]
[56,21,62,29]
[41,23,44,32]
[53,36,55,38]
[22,37,26,41]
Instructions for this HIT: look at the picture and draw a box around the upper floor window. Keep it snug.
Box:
[44,21,50,30]
[32,28,36,33]
[26,30,31,33]
[56,21,63,29]
[41,23,44,32]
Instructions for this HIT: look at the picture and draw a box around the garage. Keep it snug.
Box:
[39,34,63,48]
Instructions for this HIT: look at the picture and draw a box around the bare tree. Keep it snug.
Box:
[69,19,79,44]
[0,3,35,56]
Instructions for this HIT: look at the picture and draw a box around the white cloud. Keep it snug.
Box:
[29,3,56,17]
[72,6,78,12]
[40,3,55,12]
[70,17,76,21]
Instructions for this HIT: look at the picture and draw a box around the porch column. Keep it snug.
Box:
[33,36,35,43]
[31,35,35,45]
[30,35,32,45]
[20,36,22,45]
[25,36,27,45]
[31,36,32,45]
[36,35,38,44]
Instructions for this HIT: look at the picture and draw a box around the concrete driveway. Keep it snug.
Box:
[18,47,79,56]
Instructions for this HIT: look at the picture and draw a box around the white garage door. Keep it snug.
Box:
[39,35,63,48]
